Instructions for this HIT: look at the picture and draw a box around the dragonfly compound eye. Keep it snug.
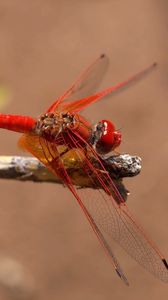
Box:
[93,119,121,154]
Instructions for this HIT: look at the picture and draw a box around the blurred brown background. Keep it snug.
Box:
[0,0,168,299]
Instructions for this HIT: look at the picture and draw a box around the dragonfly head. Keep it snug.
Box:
[92,119,121,154]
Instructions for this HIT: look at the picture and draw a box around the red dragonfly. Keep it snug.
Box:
[0,55,167,285]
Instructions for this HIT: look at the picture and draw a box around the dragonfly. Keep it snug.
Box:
[0,54,167,285]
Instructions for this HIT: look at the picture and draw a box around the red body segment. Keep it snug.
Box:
[0,114,36,133]
[72,114,92,142]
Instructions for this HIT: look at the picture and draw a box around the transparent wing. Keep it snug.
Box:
[62,62,157,113]
[47,54,109,113]
[47,58,156,114]
[19,132,129,284]
[19,130,168,285]
[63,130,168,283]
[54,132,168,283]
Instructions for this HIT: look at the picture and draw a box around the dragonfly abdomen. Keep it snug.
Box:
[0,114,36,133]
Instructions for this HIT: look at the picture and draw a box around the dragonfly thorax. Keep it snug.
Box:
[35,112,78,138]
